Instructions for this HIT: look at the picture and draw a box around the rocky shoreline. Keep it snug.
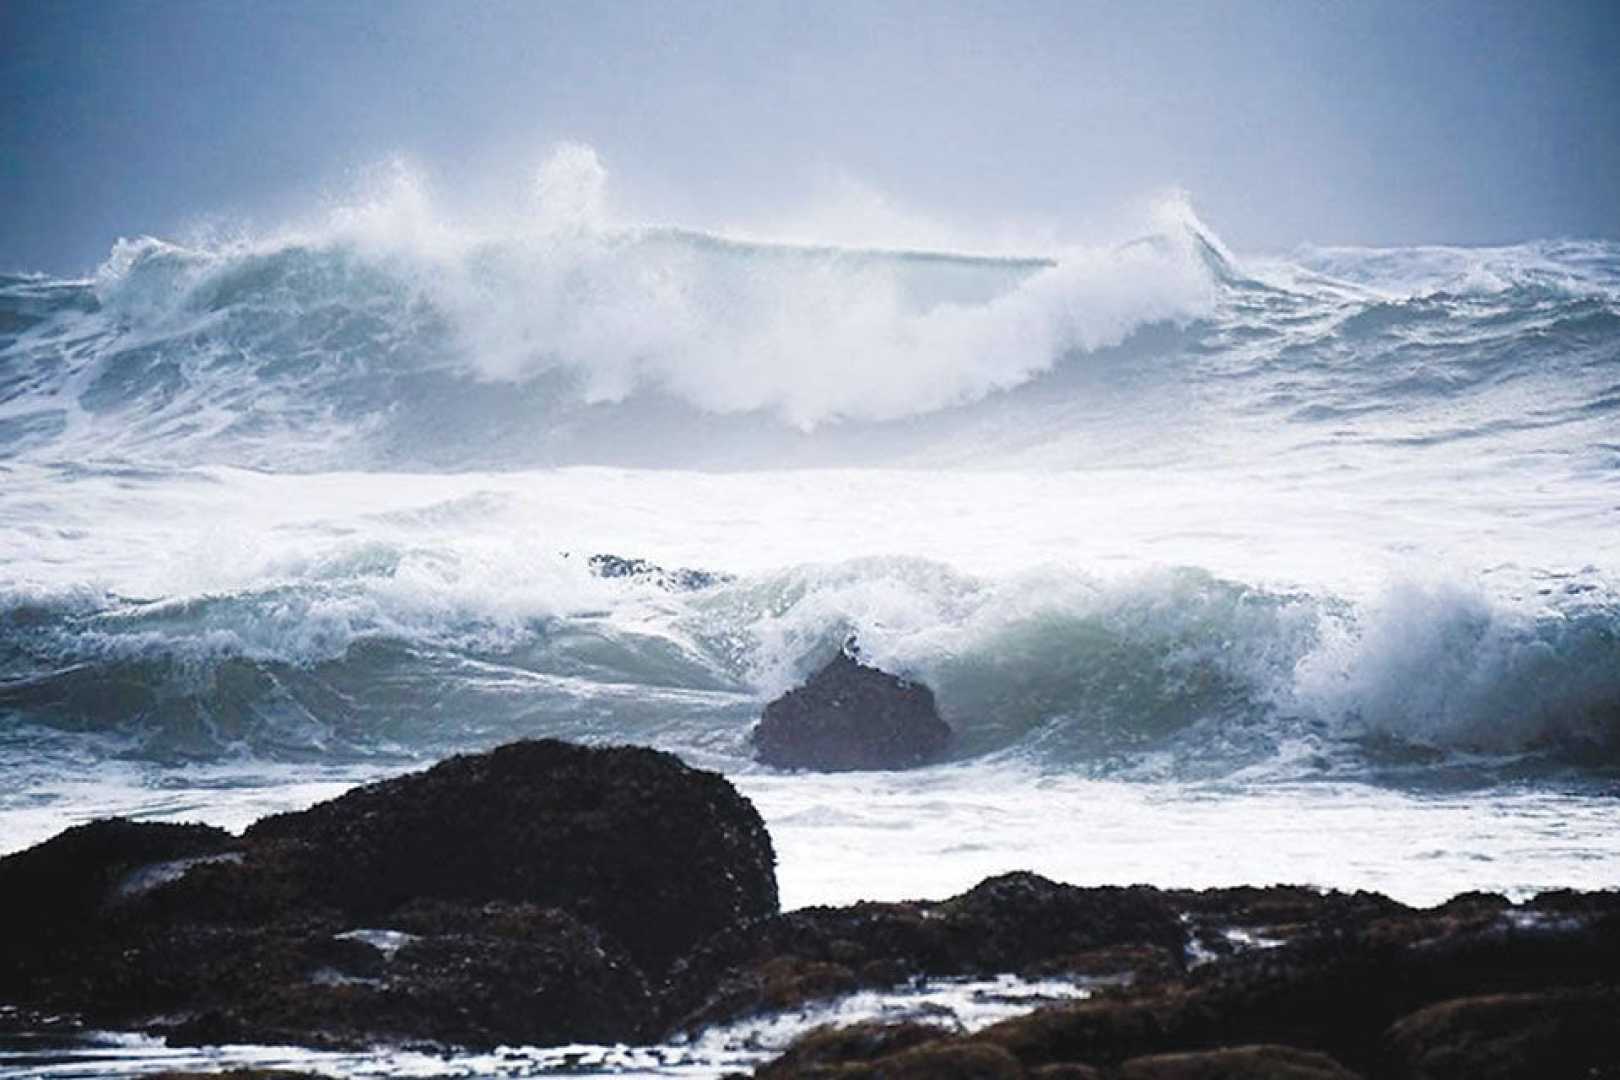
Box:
[2,738,1617,1079]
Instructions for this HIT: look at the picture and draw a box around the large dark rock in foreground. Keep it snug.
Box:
[0,738,777,1050]
[8,740,1620,1071]
[247,739,778,972]
[752,646,951,770]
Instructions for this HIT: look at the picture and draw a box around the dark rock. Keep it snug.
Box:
[977,986,1213,1070]
[745,884,1620,1079]
[978,890,1620,1074]
[798,1041,1024,1079]
[1382,986,1620,1080]
[751,645,950,771]
[247,738,778,973]
[1117,1045,1363,1079]
[0,817,236,929]
[0,738,777,1050]
[161,902,652,1050]
[664,872,1182,1034]
[1166,885,1407,967]
[753,1020,959,1078]
[0,818,237,995]
[585,552,732,590]
[939,873,1185,976]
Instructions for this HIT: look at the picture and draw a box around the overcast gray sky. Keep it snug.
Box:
[3,0,1617,274]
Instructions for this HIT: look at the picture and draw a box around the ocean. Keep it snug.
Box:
[2,182,1618,1075]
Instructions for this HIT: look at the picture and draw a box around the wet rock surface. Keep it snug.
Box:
[160,902,651,1050]
[663,872,1183,1034]
[246,738,778,973]
[5,740,1619,1073]
[1381,985,1620,1080]
[751,646,951,770]
[751,886,1620,1079]
[0,738,774,1050]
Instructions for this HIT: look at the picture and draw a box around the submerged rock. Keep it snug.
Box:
[751,645,951,771]
[585,551,733,591]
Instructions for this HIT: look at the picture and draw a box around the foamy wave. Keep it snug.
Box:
[1292,240,1620,301]
[1297,580,1620,754]
[688,559,1620,769]
[75,148,1217,434]
[5,147,1617,472]
[9,548,1613,771]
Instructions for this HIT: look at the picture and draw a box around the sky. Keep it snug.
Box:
[2,0,1618,274]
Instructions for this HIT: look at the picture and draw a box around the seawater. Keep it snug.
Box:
[2,153,1618,1076]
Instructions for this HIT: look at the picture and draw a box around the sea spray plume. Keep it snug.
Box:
[532,141,611,234]
[1296,580,1620,758]
[388,148,1224,424]
[0,150,1228,468]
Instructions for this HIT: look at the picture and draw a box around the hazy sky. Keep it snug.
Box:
[3,0,1617,274]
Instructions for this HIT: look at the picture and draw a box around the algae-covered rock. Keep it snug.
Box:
[248,738,778,972]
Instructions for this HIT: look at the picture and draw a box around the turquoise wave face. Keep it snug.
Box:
[3,547,1616,780]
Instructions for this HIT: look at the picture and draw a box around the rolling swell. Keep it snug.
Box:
[3,556,1616,778]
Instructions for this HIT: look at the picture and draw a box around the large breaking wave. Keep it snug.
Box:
[2,147,1618,781]
[4,147,1612,473]
[0,151,1222,469]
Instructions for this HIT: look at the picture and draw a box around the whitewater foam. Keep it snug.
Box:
[0,461,1614,771]
[2,159,1618,1003]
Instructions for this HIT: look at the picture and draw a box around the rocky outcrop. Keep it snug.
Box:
[747,887,1620,1079]
[0,817,237,930]
[160,901,652,1050]
[663,872,1183,1034]
[1115,1045,1363,1079]
[755,1021,1027,1079]
[758,1040,1359,1080]
[6,749,1620,1072]
[246,739,778,973]
[0,738,777,1050]
[0,818,240,996]
[1381,986,1620,1080]
[751,645,951,770]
